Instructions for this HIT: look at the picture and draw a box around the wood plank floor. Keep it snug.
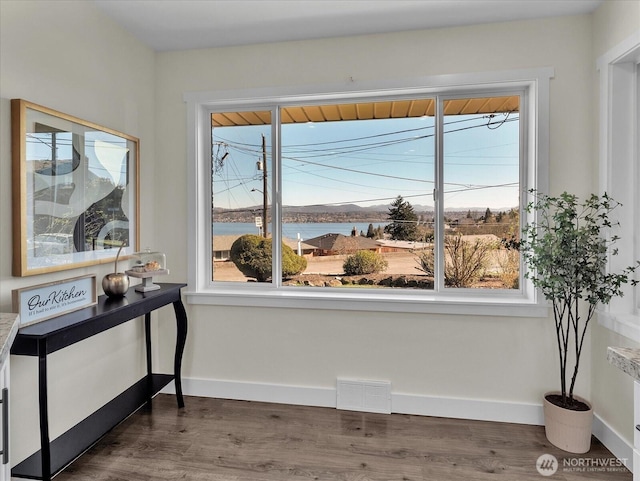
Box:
[55,394,632,481]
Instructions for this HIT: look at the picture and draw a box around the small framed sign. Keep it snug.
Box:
[12,275,97,327]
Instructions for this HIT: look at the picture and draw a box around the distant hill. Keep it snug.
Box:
[214,203,516,215]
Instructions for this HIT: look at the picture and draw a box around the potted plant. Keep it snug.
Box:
[520,191,638,453]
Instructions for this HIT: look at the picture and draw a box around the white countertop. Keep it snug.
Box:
[0,313,20,366]
[608,346,640,382]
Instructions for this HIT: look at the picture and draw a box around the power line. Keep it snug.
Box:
[284,155,433,183]
[214,116,518,158]
[212,114,520,211]
[213,117,520,187]
[444,182,518,194]
[283,163,426,194]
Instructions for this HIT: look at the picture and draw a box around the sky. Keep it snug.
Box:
[212,106,520,212]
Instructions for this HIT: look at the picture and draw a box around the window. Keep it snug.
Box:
[185,70,552,315]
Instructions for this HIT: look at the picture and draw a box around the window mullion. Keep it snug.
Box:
[434,96,445,292]
[272,106,282,287]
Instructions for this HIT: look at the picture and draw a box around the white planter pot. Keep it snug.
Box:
[543,392,593,454]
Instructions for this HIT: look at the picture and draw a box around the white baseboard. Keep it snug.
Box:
[593,413,634,472]
[162,378,543,423]
[162,377,633,473]
[391,391,544,425]
[162,377,336,408]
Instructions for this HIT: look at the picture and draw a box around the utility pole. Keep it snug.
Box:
[261,134,268,238]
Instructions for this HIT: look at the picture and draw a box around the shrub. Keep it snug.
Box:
[343,250,388,275]
[415,248,435,277]
[443,235,493,287]
[230,234,306,282]
[495,248,520,289]
[282,245,307,278]
[414,236,493,287]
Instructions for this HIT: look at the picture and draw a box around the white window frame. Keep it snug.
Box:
[184,69,553,317]
[597,31,640,341]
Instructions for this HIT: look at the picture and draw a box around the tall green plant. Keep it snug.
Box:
[520,191,638,409]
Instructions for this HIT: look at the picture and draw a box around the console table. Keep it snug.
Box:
[10,283,188,481]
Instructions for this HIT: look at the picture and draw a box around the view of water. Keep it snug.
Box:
[213,222,389,240]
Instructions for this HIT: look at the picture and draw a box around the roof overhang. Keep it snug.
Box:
[212,96,519,127]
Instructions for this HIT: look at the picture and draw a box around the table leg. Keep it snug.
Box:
[144,313,153,409]
[38,339,51,481]
[172,300,188,408]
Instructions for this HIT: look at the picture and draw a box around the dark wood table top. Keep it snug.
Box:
[11,283,186,355]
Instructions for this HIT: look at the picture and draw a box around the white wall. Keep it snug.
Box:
[590,0,640,451]
[154,12,594,419]
[0,0,156,464]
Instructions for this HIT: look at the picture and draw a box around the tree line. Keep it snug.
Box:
[380,195,519,242]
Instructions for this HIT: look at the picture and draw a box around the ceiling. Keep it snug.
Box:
[92,0,603,52]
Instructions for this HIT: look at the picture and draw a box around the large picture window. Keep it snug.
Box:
[211,95,520,290]
[186,70,551,314]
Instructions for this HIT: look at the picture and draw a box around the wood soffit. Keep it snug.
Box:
[212,96,520,127]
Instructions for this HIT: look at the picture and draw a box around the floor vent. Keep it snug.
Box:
[336,379,391,414]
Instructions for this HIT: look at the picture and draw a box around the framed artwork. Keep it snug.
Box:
[11,99,140,276]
